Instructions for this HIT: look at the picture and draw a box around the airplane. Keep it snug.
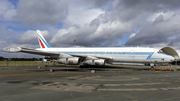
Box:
[3,30,175,68]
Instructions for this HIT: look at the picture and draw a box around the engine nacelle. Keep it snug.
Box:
[57,58,67,64]
[57,57,80,65]
[84,59,105,66]
[68,57,80,65]
[84,60,95,65]
[94,59,105,65]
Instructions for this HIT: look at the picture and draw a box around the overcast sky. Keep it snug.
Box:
[1,0,180,58]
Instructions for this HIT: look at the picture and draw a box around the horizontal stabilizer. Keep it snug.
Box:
[3,46,21,53]
[3,46,59,58]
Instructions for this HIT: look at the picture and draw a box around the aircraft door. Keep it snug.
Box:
[130,50,134,62]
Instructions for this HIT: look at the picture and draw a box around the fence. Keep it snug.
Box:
[0,61,58,67]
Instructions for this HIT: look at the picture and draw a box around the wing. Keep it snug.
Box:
[3,46,59,57]
[70,54,112,60]
[3,46,112,60]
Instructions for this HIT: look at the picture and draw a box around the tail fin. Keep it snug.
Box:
[36,30,52,48]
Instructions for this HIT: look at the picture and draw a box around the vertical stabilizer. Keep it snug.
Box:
[36,30,52,48]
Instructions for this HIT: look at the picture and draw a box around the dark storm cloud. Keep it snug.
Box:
[120,0,180,12]
[14,0,70,28]
[115,0,180,46]
[55,0,180,47]
[153,14,164,24]
[79,0,111,8]
[126,15,180,46]
[168,36,180,46]
[110,0,180,22]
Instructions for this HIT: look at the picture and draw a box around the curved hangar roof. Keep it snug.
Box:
[160,47,180,60]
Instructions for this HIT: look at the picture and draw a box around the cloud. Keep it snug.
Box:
[50,20,131,47]
[49,0,132,47]
[0,0,16,21]
[129,33,136,39]
[2,0,180,58]
[17,30,51,45]
[79,0,111,8]
[63,2,105,27]
[168,35,180,47]
[14,0,70,28]
[125,12,180,46]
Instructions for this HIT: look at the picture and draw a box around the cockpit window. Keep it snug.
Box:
[158,50,165,54]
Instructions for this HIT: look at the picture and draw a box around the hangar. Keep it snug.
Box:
[159,47,180,60]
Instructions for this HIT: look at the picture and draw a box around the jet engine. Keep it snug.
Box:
[57,57,80,65]
[84,59,105,66]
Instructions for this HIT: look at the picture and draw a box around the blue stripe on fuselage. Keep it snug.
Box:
[45,51,163,60]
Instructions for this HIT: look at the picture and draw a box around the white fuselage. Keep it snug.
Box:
[36,47,174,64]
[3,30,175,66]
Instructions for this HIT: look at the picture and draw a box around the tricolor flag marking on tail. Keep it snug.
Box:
[38,37,46,48]
[36,30,52,48]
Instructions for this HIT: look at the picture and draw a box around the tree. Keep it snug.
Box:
[0,56,4,61]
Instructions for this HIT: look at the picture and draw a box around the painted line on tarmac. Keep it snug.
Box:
[103,82,170,86]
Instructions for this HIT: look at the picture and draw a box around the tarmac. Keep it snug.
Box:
[1,66,180,101]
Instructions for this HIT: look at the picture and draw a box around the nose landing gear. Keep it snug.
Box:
[150,63,154,70]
